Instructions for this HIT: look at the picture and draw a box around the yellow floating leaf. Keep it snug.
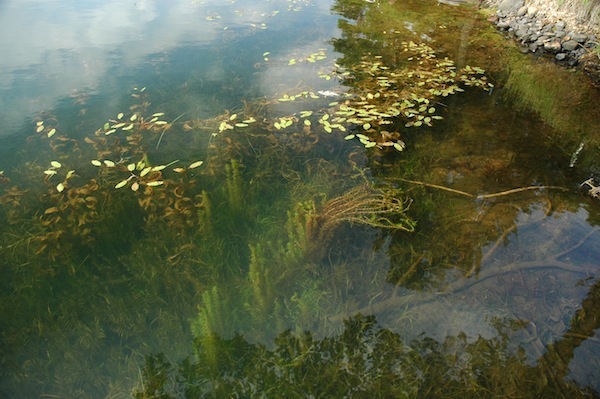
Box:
[363,123,371,130]
[36,125,45,133]
[393,142,405,151]
[235,123,248,127]
[154,121,168,125]
[115,179,129,189]
[36,121,44,126]
[66,170,75,179]
[44,170,57,176]
[173,167,186,173]
[304,119,311,126]
[117,113,124,119]
[131,181,140,191]
[140,167,152,177]
[344,134,355,140]
[91,160,102,167]
[122,124,134,131]
[189,161,204,169]
[44,207,60,214]
[56,183,65,192]
[288,58,296,65]
[152,165,166,172]
[48,128,56,137]
[152,112,165,117]
[229,114,237,121]
[51,161,62,168]
[127,163,136,172]
[104,160,115,167]
[146,181,164,187]
[130,114,138,122]
[105,129,116,135]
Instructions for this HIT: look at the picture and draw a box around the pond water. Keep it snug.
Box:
[1,0,600,398]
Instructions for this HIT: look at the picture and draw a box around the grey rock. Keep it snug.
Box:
[554,30,566,38]
[555,53,567,61]
[544,41,562,52]
[554,21,566,30]
[527,6,538,18]
[515,26,529,38]
[529,43,539,52]
[499,0,524,12]
[562,40,579,51]
[517,5,528,16]
[572,33,588,43]
[497,20,511,29]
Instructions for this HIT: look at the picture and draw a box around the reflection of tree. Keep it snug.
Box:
[134,313,599,398]
[539,279,600,395]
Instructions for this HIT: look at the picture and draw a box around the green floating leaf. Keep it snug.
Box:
[115,179,129,189]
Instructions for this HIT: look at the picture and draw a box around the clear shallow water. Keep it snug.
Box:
[1,0,599,397]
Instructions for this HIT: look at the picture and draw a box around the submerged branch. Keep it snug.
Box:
[330,228,600,323]
[392,178,568,199]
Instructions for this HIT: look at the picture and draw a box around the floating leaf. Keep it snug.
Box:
[115,179,129,189]
[189,161,204,169]
[344,134,356,140]
[288,58,296,65]
[66,170,75,179]
[44,170,57,176]
[363,123,371,130]
[235,123,248,128]
[173,167,186,173]
[36,125,45,133]
[91,160,102,167]
[393,142,405,151]
[146,181,164,187]
[104,160,115,167]
[130,114,138,122]
[304,119,311,126]
[127,163,136,172]
[122,124,134,131]
[36,121,44,126]
[140,167,152,177]
[44,207,60,214]
[56,183,65,192]
[105,129,116,135]
[131,181,140,191]
[152,165,166,172]
[117,113,124,119]
[154,121,168,125]
[48,128,56,137]
[50,161,62,168]
[229,114,237,121]
[152,112,165,117]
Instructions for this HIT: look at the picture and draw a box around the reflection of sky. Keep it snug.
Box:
[0,0,340,136]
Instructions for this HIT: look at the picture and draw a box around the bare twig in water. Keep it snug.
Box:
[392,178,568,199]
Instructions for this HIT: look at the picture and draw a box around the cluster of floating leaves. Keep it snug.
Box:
[0,88,211,257]
[204,41,492,153]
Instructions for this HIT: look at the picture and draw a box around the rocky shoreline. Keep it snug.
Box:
[484,0,600,84]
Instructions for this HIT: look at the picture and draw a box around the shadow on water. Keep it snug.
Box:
[0,0,599,397]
